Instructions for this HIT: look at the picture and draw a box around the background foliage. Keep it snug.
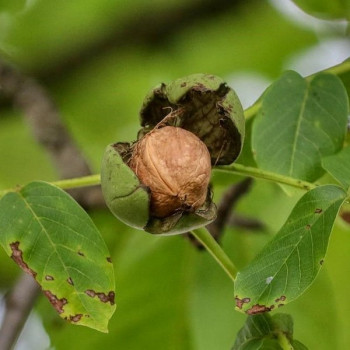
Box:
[0,0,349,349]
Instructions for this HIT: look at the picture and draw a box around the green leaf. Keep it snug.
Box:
[233,313,308,350]
[233,314,275,349]
[322,146,350,190]
[252,71,349,182]
[0,181,115,332]
[292,0,350,20]
[234,185,346,314]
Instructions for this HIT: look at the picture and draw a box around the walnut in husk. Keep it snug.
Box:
[101,73,245,235]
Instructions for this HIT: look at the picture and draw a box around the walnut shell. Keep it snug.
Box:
[129,126,211,218]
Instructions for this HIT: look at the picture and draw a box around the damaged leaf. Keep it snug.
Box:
[0,181,115,332]
[234,185,346,314]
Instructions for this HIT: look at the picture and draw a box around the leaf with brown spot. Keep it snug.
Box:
[68,314,83,323]
[0,181,116,332]
[9,241,37,278]
[43,290,67,314]
[234,185,346,313]
[85,290,115,305]
[235,297,250,309]
[246,304,272,315]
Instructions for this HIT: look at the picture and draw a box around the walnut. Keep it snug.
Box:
[129,126,211,218]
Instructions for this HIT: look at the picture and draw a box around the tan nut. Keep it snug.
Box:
[129,126,211,218]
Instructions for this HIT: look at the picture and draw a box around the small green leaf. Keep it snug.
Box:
[234,185,346,314]
[271,314,293,339]
[0,181,116,332]
[292,0,350,20]
[252,71,349,182]
[233,314,274,349]
[233,313,308,350]
[322,146,350,190]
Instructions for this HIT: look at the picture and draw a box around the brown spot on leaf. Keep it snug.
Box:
[278,304,285,308]
[77,250,85,257]
[69,314,83,323]
[85,289,115,305]
[98,291,115,305]
[320,259,324,265]
[45,275,54,281]
[275,295,286,303]
[43,290,67,314]
[180,82,187,87]
[306,224,311,230]
[67,277,74,285]
[107,257,112,263]
[85,289,96,297]
[235,296,250,309]
[315,208,323,214]
[246,304,272,315]
[10,242,37,278]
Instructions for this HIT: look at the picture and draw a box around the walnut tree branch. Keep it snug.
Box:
[0,274,40,350]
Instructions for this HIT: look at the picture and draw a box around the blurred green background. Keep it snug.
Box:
[0,0,349,349]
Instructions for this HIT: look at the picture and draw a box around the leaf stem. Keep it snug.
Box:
[244,99,261,120]
[0,174,101,199]
[0,164,316,200]
[190,227,237,283]
[51,174,101,190]
[276,331,294,350]
[214,163,317,191]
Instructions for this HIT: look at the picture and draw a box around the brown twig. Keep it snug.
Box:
[207,178,254,241]
[0,61,104,350]
[0,274,40,350]
[228,213,265,231]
